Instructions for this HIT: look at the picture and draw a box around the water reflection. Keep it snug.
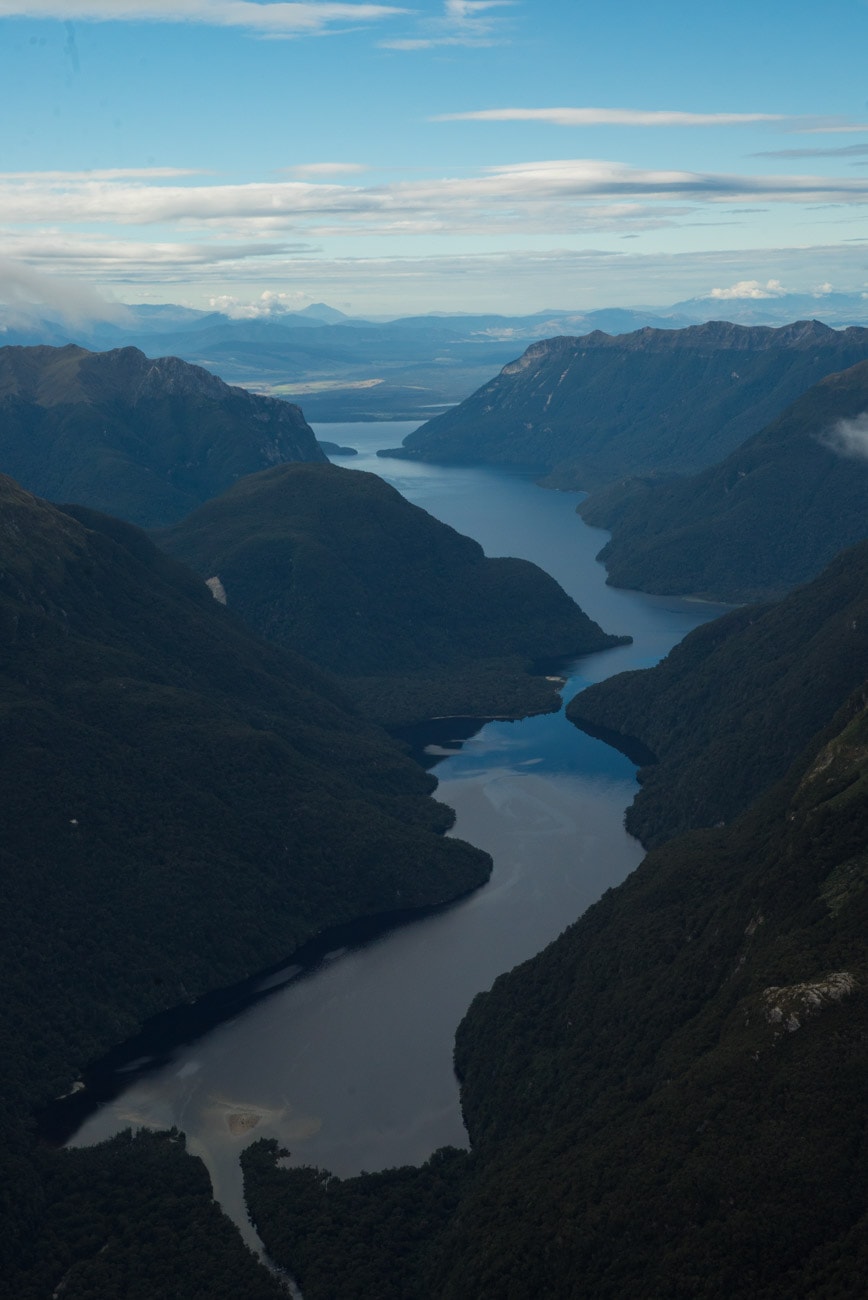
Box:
[65,424,729,1248]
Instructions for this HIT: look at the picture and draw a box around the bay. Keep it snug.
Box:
[63,422,729,1253]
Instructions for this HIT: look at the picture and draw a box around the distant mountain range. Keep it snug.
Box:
[0,343,325,527]
[384,320,868,489]
[7,291,865,424]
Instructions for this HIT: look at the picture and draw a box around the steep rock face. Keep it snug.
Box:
[581,357,868,602]
[158,461,627,725]
[0,343,325,527]
[385,320,868,489]
[567,539,868,847]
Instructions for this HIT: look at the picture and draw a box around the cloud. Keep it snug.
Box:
[433,107,789,127]
[282,162,368,177]
[381,0,514,48]
[0,2,408,36]
[0,256,130,324]
[709,278,787,300]
[208,289,314,316]
[0,167,203,180]
[820,412,868,462]
[4,158,868,236]
[753,144,868,160]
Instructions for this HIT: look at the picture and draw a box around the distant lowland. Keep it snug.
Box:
[4,290,868,424]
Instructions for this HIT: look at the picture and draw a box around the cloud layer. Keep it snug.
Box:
[0,1,407,34]
[433,107,788,127]
[822,412,868,462]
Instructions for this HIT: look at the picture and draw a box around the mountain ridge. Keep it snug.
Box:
[382,319,868,488]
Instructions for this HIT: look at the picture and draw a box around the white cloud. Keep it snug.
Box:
[0,167,203,180]
[433,107,788,127]
[382,0,514,48]
[0,256,130,323]
[0,2,408,35]
[821,412,868,461]
[3,158,868,235]
[282,162,368,177]
[208,288,313,315]
[709,278,787,300]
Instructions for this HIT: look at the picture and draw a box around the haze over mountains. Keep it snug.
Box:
[4,289,867,424]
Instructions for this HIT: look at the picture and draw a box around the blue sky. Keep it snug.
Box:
[2,0,868,318]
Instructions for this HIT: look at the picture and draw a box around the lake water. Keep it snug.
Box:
[63,422,729,1253]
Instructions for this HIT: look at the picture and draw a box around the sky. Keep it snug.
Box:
[2,0,868,319]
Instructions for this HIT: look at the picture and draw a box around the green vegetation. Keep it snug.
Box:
[244,649,868,1299]
[567,539,868,846]
[158,462,627,725]
[0,342,325,527]
[0,474,489,1296]
[387,320,868,489]
[581,358,868,601]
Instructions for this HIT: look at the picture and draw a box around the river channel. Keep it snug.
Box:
[62,422,729,1252]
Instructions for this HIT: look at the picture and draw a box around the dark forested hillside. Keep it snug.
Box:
[567,540,868,846]
[157,461,627,724]
[0,343,325,527]
[580,358,868,602]
[243,607,868,1300]
[384,319,868,489]
[0,474,489,1297]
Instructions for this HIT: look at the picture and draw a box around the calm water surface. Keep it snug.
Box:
[66,422,729,1250]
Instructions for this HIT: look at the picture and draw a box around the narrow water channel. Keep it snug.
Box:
[61,423,729,1253]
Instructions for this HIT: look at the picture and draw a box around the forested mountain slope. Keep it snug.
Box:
[567,540,868,846]
[158,462,626,725]
[580,358,868,602]
[243,651,868,1300]
[0,343,324,527]
[384,320,868,489]
[0,475,487,1297]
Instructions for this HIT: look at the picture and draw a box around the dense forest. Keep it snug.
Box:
[0,474,491,1297]
[243,554,868,1298]
[3,328,866,1297]
[158,461,626,725]
[579,358,868,601]
[567,540,868,846]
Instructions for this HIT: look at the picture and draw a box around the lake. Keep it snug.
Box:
[60,422,729,1252]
